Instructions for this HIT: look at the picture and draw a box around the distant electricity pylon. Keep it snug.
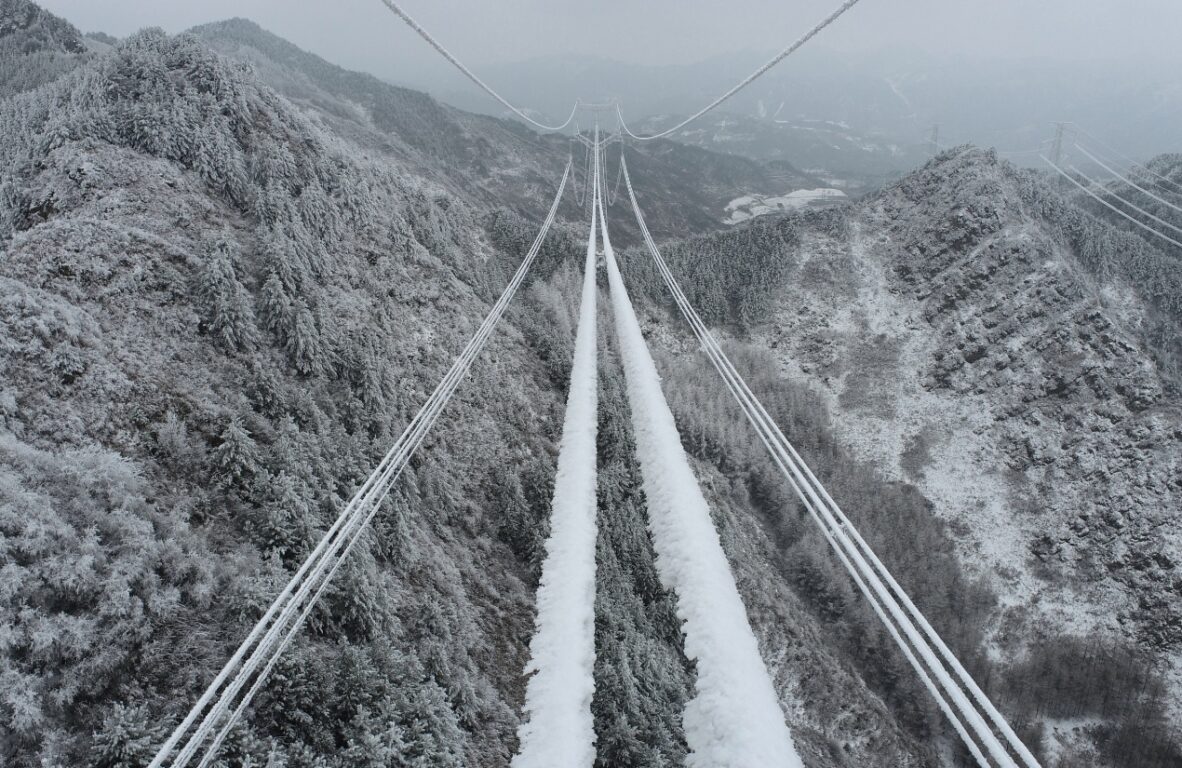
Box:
[1050,122,1069,165]
[1050,122,1070,188]
[929,124,940,155]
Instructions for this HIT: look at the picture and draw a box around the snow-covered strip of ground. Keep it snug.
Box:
[599,197,803,768]
[725,189,846,224]
[511,195,601,768]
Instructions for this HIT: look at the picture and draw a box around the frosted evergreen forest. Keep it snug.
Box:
[1,1,1181,766]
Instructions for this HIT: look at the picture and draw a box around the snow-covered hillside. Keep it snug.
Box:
[624,146,1182,767]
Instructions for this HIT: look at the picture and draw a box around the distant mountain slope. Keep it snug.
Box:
[191,18,809,242]
[631,110,925,186]
[0,0,88,97]
[439,51,1182,170]
[192,19,549,188]
[0,0,83,53]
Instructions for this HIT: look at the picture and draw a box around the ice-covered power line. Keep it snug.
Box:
[511,133,602,768]
[615,0,866,142]
[619,156,1041,768]
[1072,126,1182,196]
[1042,156,1182,250]
[598,163,803,768]
[1065,163,1182,237]
[599,143,624,207]
[150,162,572,768]
[1074,143,1182,217]
[376,0,580,132]
[996,148,1049,157]
[571,138,595,208]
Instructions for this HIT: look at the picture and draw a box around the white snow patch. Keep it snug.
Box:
[1040,717,1104,765]
[725,189,846,224]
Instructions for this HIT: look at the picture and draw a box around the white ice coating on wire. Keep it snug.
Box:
[1072,126,1182,195]
[616,0,865,141]
[511,135,602,768]
[1043,156,1182,250]
[1073,143,1182,221]
[598,166,803,768]
[377,0,579,132]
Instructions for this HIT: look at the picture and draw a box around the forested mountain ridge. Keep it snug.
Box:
[0,25,578,768]
[1,6,1179,768]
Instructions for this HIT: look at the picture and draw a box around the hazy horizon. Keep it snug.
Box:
[38,0,1182,74]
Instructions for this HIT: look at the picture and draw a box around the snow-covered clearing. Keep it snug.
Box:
[725,188,846,224]
[512,165,601,768]
[599,189,803,768]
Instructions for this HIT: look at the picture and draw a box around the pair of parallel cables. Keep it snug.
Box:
[617,154,1040,767]
[1041,127,1182,251]
[149,162,571,768]
[380,0,865,142]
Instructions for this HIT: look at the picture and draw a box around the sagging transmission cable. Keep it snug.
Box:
[615,0,866,141]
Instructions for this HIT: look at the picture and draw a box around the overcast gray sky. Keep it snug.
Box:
[38,0,1182,75]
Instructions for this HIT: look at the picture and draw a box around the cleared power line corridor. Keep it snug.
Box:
[141,0,1081,762]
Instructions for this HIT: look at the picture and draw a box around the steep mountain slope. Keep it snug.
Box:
[0,0,89,97]
[0,27,579,768]
[622,146,1182,766]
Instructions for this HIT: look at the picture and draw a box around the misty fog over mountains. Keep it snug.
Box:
[428,48,1181,169]
[2,1,1181,767]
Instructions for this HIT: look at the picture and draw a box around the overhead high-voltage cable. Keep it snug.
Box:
[1042,156,1182,250]
[615,0,866,141]
[1072,127,1182,196]
[512,128,602,768]
[600,142,624,207]
[376,0,580,132]
[1074,143,1182,217]
[599,156,805,768]
[571,131,595,208]
[1064,162,1182,237]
